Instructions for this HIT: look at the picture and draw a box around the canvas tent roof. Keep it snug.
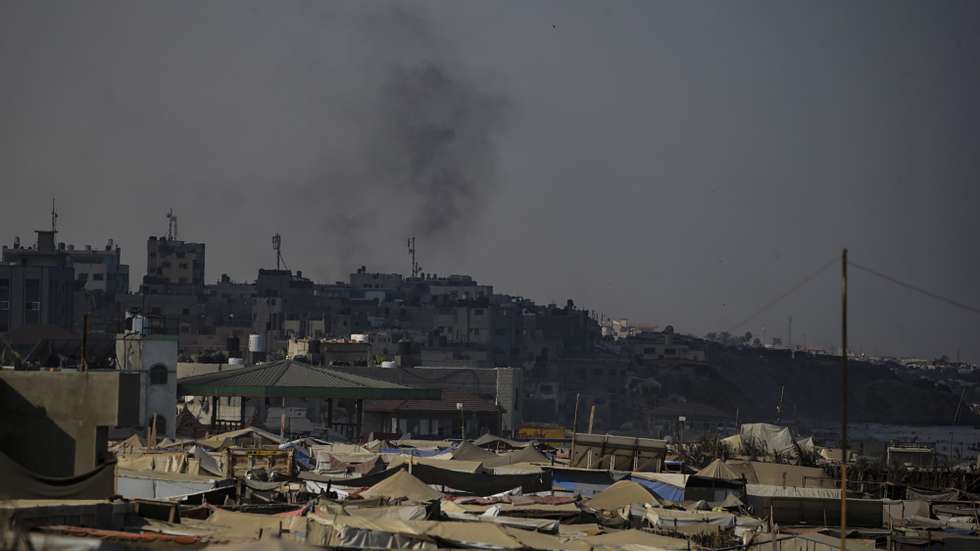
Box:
[178,359,439,400]
[694,459,742,481]
[359,469,443,503]
[482,446,550,467]
[585,480,662,511]
[451,441,496,462]
[473,434,531,449]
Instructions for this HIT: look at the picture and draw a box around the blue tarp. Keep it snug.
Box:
[632,477,685,503]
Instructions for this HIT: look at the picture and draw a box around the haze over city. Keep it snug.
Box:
[2,0,978,361]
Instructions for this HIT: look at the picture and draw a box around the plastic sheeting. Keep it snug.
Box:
[0,452,115,500]
[740,423,799,460]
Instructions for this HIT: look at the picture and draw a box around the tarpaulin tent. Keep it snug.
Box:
[472,434,532,450]
[0,452,115,500]
[739,423,799,460]
[409,462,552,496]
[359,469,443,503]
[694,459,741,481]
[585,480,662,511]
[450,441,495,462]
[481,446,550,467]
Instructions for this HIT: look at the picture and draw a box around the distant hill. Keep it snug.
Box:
[656,344,976,426]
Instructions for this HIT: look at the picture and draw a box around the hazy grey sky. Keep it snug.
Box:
[2,1,978,361]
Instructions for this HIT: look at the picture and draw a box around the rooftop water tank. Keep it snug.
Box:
[350,334,369,343]
[248,334,266,353]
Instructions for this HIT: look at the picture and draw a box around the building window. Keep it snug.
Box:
[93,273,104,281]
[150,364,168,385]
[78,273,89,281]
[473,309,484,316]
[664,348,676,356]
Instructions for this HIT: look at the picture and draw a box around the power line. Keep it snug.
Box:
[849,261,980,317]
[727,256,837,333]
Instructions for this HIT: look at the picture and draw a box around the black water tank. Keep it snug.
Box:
[227,336,241,355]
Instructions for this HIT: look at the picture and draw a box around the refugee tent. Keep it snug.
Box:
[582,528,691,550]
[451,441,496,462]
[205,538,316,551]
[585,480,662,511]
[197,427,285,450]
[727,460,834,488]
[481,446,550,468]
[739,423,799,460]
[473,434,532,450]
[694,459,741,481]
[629,472,687,503]
[206,507,306,540]
[359,469,442,503]
[646,508,736,530]
[0,452,115,500]
[409,461,553,496]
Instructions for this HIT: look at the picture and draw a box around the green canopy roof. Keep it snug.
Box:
[177,359,440,400]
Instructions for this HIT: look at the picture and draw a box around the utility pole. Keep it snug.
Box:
[587,402,597,434]
[457,402,465,440]
[840,248,849,551]
[570,393,581,463]
[80,314,89,371]
[788,316,793,349]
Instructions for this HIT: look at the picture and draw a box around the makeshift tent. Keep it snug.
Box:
[0,452,115,500]
[582,529,690,550]
[482,446,550,467]
[585,480,662,511]
[451,441,495,462]
[205,539,316,551]
[196,427,285,450]
[646,508,736,529]
[739,423,799,460]
[695,459,741,481]
[727,460,834,488]
[359,469,443,503]
[472,434,531,450]
[409,461,552,496]
[719,494,745,509]
[629,472,687,503]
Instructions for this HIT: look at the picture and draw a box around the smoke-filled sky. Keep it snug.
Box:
[2,1,979,362]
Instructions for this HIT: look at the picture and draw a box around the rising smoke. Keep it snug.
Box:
[316,6,511,274]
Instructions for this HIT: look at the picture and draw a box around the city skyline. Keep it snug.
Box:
[2,1,978,362]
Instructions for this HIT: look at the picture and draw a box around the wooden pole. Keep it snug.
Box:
[80,314,89,371]
[841,248,849,551]
[570,393,581,463]
[280,396,287,438]
[587,402,597,434]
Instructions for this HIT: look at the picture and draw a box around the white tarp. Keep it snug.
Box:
[740,423,798,460]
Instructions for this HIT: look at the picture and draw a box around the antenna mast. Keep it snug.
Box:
[272,233,283,270]
[166,209,178,240]
[51,197,58,234]
[407,237,421,278]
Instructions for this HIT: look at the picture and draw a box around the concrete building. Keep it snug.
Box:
[0,370,139,477]
[3,231,129,295]
[144,236,205,287]
[364,390,501,438]
[334,365,524,435]
[116,332,179,438]
[0,264,75,334]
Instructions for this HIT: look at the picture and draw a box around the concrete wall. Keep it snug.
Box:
[0,370,139,476]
